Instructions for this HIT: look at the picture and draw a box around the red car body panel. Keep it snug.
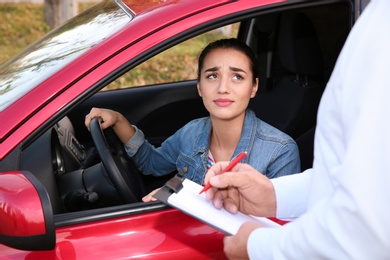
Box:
[1,208,225,259]
[0,172,46,236]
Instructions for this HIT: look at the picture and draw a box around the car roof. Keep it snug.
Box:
[122,0,233,16]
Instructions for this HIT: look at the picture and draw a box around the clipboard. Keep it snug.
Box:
[154,175,281,235]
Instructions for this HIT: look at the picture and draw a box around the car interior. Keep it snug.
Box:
[18,2,351,220]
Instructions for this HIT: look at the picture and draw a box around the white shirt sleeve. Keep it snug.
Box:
[270,169,312,220]
[248,0,390,258]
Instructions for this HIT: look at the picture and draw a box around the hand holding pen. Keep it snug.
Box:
[202,159,277,216]
[199,151,247,194]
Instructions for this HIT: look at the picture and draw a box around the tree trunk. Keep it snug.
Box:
[44,0,60,28]
[61,0,77,24]
[44,0,77,28]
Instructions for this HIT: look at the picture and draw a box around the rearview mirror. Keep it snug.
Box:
[0,171,55,250]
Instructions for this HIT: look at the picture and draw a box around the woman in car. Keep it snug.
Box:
[85,38,301,201]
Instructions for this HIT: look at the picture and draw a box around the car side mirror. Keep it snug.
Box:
[0,171,55,250]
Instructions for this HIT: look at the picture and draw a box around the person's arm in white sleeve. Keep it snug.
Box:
[247,1,390,258]
[271,168,312,220]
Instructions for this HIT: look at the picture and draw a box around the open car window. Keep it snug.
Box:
[103,24,239,90]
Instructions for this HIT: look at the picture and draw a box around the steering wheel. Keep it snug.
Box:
[89,117,146,203]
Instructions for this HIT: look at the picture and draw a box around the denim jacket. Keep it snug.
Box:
[125,109,300,184]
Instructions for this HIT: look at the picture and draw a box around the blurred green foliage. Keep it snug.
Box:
[106,25,239,90]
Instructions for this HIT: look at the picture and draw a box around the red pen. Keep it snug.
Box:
[199,151,247,194]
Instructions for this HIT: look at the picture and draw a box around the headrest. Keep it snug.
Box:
[278,13,323,76]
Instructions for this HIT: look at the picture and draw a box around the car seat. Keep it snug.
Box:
[295,126,315,171]
[250,12,325,139]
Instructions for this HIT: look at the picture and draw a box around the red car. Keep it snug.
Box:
[0,0,367,258]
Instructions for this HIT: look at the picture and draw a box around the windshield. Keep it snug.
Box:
[0,0,132,112]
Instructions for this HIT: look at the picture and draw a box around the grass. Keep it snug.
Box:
[0,3,50,65]
[0,3,238,89]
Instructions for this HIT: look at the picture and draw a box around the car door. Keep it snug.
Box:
[0,0,362,258]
